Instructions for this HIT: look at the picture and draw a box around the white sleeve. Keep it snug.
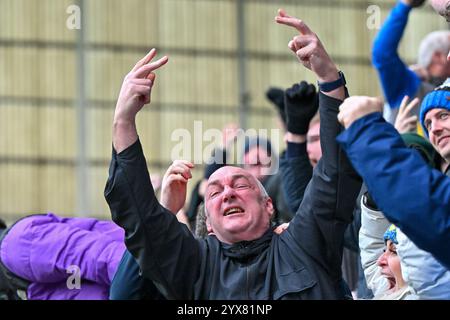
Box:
[359,196,391,297]
[397,229,450,300]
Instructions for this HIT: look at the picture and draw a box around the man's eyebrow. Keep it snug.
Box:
[230,174,251,183]
[207,180,222,188]
[207,174,251,188]
[436,109,449,117]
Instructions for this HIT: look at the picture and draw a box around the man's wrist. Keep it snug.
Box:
[317,67,340,83]
[318,70,346,92]
[112,118,138,153]
[113,115,136,128]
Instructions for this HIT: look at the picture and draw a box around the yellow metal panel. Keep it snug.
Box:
[86,0,160,46]
[0,0,76,41]
[39,106,76,158]
[39,165,76,215]
[0,105,40,157]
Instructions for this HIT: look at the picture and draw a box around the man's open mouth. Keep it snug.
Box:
[223,207,244,216]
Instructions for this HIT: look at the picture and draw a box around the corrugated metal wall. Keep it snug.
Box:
[0,0,447,222]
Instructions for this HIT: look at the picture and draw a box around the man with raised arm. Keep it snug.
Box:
[371,0,450,122]
[104,12,361,299]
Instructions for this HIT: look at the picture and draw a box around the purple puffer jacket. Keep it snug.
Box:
[0,213,126,300]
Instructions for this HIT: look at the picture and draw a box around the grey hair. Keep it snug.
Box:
[254,178,269,199]
[418,30,450,69]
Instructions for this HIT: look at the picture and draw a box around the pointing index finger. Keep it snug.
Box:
[133,55,169,79]
[132,48,156,73]
[277,8,292,18]
[275,10,313,35]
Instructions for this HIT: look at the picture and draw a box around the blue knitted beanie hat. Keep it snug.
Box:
[420,88,450,136]
[383,224,398,245]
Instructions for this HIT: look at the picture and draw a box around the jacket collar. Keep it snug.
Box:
[221,228,273,261]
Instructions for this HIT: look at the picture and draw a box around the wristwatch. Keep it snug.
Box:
[317,71,346,92]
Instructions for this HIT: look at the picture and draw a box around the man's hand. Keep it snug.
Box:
[115,48,168,122]
[284,81,319,135]
[337,96,383,129]
[394,96,419,134]
[275,9,344,100]
[160,160,194,214]
[274,223,289,235]
[113,49,169,152]
[275,9,339,83]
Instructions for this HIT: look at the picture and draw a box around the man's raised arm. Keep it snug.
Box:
[276,11,362,280]
[105,50,201,299]
[113,48,168,152]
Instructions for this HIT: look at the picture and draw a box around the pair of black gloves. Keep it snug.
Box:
[267,81,319,135]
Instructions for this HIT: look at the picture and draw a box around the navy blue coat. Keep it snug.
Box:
[337,112,450,270]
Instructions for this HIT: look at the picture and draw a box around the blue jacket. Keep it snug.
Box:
[337,112,450,270]
[372,1,421,109]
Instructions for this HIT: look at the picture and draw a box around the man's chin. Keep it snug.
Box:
[438,148,450,163]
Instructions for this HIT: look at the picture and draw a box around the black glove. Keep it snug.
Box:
[409,0,426,8]
[266,87,287,125]
[284,81,319,135]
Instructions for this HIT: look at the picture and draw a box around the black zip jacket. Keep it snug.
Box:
[104,91,361,299]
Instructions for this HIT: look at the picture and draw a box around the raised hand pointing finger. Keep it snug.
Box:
[131,48,157,73]
[133,55,169,79]
[275,9,313,35]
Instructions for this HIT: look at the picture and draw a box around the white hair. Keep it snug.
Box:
[254,178,269,199]
[418,30,450,69]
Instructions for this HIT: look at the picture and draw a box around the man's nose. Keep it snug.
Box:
[447,50,450,61]
[222,185,236,202]
[431,121,444,135]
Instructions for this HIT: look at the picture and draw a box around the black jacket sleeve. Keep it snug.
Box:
[343,186,366,253]
[279,143,313,215]
[287,91,362,280]
[104,140,201,299]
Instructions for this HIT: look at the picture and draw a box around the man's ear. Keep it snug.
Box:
[205,211,213,234]
[265,197,274,218]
